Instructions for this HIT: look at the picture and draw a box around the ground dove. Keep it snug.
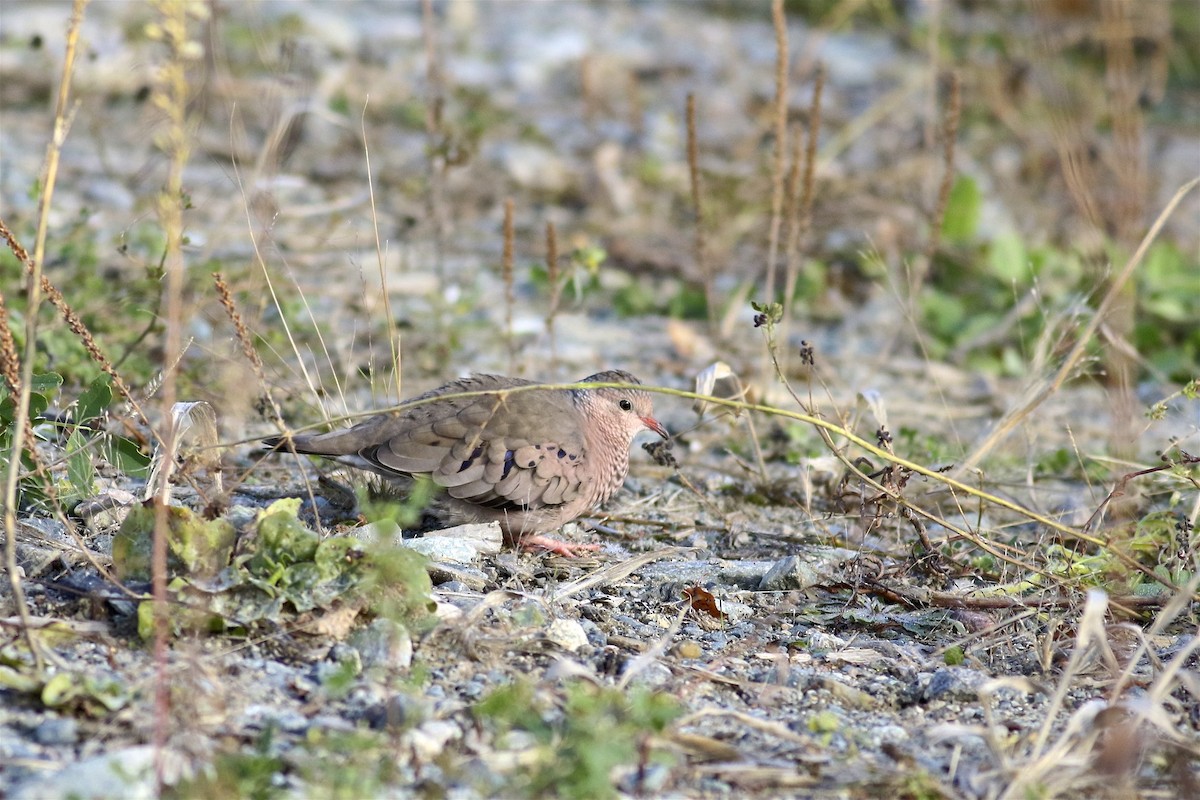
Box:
[265,370,668,555]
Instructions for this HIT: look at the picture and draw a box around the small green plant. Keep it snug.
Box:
[921,176,1199,381]
[297,728,400,800]
[110,498,436,639]
[359,475,437,530]
[168,728,284,800]
[474,679,681,800]
[0,372,150,511]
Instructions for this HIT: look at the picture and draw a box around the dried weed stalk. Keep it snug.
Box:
[213,272,283,425]
[502,198,516,372]
[686,93,714,333]
[746,323,1181,594]
[421,0,448,286]
[361,103,403,402]
[780,64,824,375]
[545,221,561,371]
[147,0,203,778]
[2,0,90,674]
[763,0,789,307]
[759,0,792,393]
[625,69,644,139]
[916,71,959,295]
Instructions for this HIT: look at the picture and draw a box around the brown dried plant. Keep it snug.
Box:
[502,198,516,372]
[2,0,91,675]
[545,221,561,371]
[686,93,714,333]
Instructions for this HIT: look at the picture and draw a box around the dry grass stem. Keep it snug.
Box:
[361,101,403,403]
[764,0,788,305]
[544,221,560,371]
[1099,0,1149,460]
[147,0,202,778]
[502,198,516,372]
[758,0,790,393]
[212,272,285,429]
[686,93,714,332]
[780,64,824,374]
[421,0,448,287]
[580,53,595,126]
[2,0,90,675]
[625,69,643,139]
[917,71,959,293]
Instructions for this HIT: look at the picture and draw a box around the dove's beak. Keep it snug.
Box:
[641,415,669,439]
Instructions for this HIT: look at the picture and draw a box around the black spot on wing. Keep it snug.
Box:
[501,450,515,480]
[458,445,484,473]
[476,497,531,512]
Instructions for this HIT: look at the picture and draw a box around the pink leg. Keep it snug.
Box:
[520,535,602,557]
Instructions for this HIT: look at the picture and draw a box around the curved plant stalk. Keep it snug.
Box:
[2,0,90,676]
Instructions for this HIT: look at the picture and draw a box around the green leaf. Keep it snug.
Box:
[1,373,62,424]
[65,428,95,500]
[941,176,981,243]
[103,435,152,476]
[112,503,236,580]
[75,373,113,423]
[30,373,63,394]
[253,503,320,570]
[987,232,1027,284]
[42,671,130,715]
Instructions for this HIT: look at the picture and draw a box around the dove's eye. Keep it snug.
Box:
[619,399,633,411]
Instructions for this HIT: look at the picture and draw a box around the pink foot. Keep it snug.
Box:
[521,535,602,557]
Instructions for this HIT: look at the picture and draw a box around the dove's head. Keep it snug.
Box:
[575,370,668,447]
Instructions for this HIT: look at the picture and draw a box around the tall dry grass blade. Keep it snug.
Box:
[361,101,403,403]
[224,107,344,431]
[915,71,959,296]
[0,287,44,674]
[212,272,323,518]
[1100,0,1149,461]
[545,221,561,372]
[422,0,448,289]
[147,0,204,785]
[758,0,790,395]
[625,68,643,139]
[502,198,516,373]
[580,52,596,128]
[780,65,824,376]
[2,0,91,676]
[764,0,789,305]
[686,93,714,333]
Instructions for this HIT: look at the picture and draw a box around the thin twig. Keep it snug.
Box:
[421,0,447,289]
[502,198,516,373]
[545,221,560,372]
[686,93,714,333]
[361,99,403,403]
[764,0,789,306]
[917,71,960,294]
[148,0,196,781]
[2,0,91,676]
[780,64,824,375]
